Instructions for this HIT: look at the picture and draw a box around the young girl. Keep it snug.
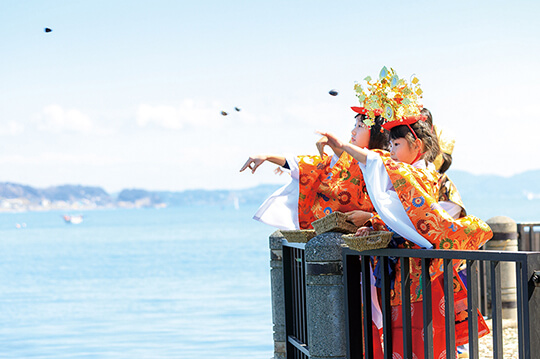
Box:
[319,115,492,358]
[239,109,389,230]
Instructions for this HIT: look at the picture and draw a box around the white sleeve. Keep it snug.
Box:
[439,201,462,219]
[359,152,433,249]
[252,154,300,230]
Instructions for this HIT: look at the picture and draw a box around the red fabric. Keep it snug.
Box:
[297,153,375,229]
[351,106,368,115]
[366,150,492,357]
[382,114,428,130]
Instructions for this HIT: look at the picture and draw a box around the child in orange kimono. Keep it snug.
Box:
[239,110,389,230]
[319,115,492,359]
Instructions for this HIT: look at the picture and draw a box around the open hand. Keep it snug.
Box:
[316,131,345,151]
[239,155,267,174]
[316,136,330,158]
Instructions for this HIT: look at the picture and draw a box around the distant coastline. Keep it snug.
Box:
[0,182,281,212]
[0,169,539,213]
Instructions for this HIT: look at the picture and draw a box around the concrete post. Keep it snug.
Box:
[269,230,286,359]
[485,216,518,320]
[304,232,347,359]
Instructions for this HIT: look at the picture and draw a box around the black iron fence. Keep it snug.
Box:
[343,247,540,359]
[518,223,540,251]
[282,242,309,358]
[278,222,540,359]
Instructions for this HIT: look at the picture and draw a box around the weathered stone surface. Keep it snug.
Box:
[305,232,345,262]
[306,272,343,286]
[269,231,286,351]
[270,230,284,250]
[306,284,347,357]
[485,216,518,320]
[486,216,517,233]
[271,265,285,341]
[304,231,347,358]
[273,341,286,359]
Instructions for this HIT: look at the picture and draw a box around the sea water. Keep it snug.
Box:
[0,199,538,358]
[0,206,273,358]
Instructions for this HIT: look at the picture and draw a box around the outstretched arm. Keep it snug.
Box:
[239,155,287,174]
[317,131,368,165]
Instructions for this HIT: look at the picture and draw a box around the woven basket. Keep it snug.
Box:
[342,231,393,252]
[312,211,358,235]
[281,229,317,243]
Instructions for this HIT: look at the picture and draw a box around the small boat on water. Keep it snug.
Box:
[63,214,83,224]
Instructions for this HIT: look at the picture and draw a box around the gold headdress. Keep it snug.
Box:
[351,66,424,129]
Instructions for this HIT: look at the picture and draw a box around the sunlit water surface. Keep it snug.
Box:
[0,206,273,358]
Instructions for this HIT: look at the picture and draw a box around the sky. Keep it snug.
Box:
[1,0,539,193]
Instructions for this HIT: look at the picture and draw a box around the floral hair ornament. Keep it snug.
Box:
[351,66,425,133]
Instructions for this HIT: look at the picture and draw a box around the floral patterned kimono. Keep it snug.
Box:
[296,152,375,229]
[253,152,375,230]
[361,149,492,359]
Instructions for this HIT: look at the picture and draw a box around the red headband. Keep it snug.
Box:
[381,115,427,132]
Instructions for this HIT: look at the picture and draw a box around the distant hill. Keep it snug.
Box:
[0,169,537,212]
[0,182,282,211]
[0,183,114,211]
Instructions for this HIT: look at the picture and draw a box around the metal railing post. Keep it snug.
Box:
[522,252,540,359]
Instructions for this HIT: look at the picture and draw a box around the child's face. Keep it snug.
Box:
[351,117,370,148]
[390,138,419,164]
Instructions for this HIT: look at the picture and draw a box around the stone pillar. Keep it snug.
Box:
[304,232,347,359]
[485,216,518,320]
[269,230,286,359]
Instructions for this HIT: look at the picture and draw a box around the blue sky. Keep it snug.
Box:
[1,0,539,192]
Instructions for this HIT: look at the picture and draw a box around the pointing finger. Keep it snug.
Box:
[239,159,253,172]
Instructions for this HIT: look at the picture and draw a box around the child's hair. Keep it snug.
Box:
[389,120,440,163]
[355,114,390,151]
[438,152,452,174]
[420,108,433,128]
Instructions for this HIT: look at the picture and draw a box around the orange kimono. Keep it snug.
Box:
[364,150,492,358]
[297,152,375,229]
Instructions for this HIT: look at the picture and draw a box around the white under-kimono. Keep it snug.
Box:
[253,154,339,230]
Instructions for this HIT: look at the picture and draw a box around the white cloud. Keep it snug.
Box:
[136,99,224,130]
[31,105,117,135]
[134,98,284,132]
[0,152,122,166]
[33,105,95,134]
[0,121,24,136]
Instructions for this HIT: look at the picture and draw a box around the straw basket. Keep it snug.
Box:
[342,231,393,252]
[280,229,317,243]
[311,211,358,235]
